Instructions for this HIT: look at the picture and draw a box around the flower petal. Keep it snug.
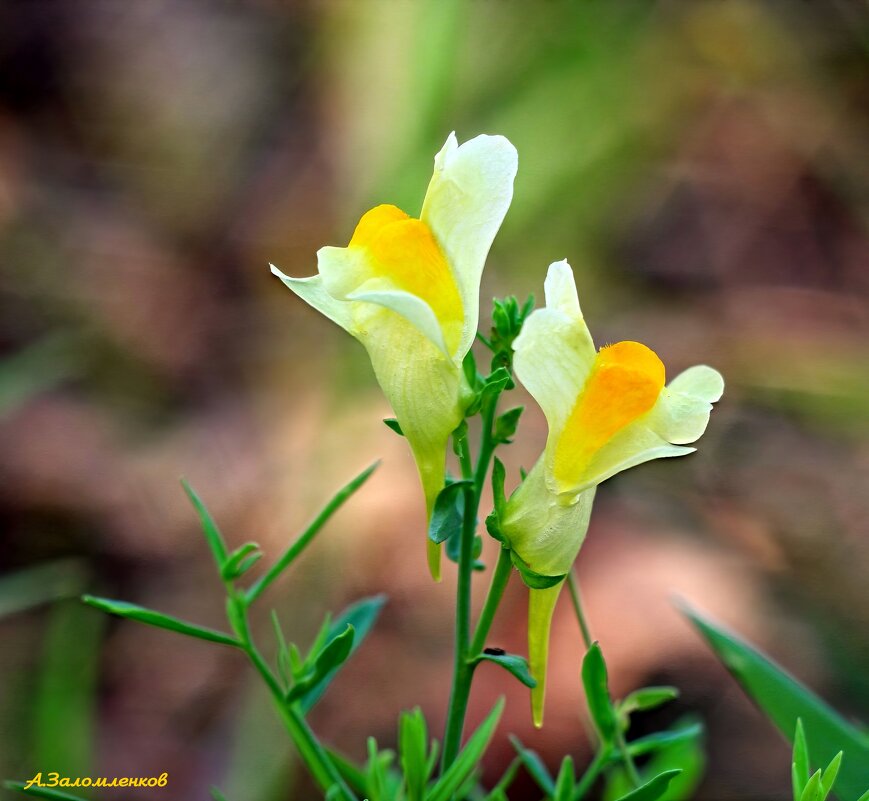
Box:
[421,133,518,357]
[564,365,724,493]
[269,265,355,333]
[513,261,596,438]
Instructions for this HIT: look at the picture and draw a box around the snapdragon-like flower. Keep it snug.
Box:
[501,260,724,726]
[271,133,518,578]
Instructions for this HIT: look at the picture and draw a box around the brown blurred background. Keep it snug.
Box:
[1,1,868,799]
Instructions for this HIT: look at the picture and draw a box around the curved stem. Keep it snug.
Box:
[567,569,593,650]
[572,746,610,801]
[235,601,356,800]
[469,546,513,656]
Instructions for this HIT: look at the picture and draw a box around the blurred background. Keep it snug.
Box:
[1,1,868,798]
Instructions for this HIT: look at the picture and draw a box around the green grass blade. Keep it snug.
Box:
[0,560,88,619]
[35,600,104,780]
[4,781,90,801]
[508,736,555,796]
[681,602,869,800]
[582,643,617,743]
[246,462,379,603]
[794,719,810,801]
[428,699,504,801]
[82,595,240,647]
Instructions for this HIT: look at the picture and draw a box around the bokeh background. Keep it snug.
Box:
[2,1,868,799]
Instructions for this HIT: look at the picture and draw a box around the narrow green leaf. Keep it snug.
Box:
[485,757,522,800]
[820,752,843,800]
[615,770,682,801]
[463,349,480,389]
[287,625,354,703]
[583,643,617,743]
[383,418,404,436]
[681,602,869,800]
[494,406,524,444]
[82,595,239,647]
[400,708,431,801]
[626,723,703,759]
[326,748,369,797]
[793,719,810,801]
[4,782,89,801]
[554,755,576,801]
[298,594,387,712]
[220,542,262,581]
[472,650,537,688]
[801,770,823,801]
[854,789,869,801]
[428,699,504,801]
[509,736,555,796]
[620,687,680,717]
[181,478,228,569]
[246,461,379,603]
[428,480,472,545]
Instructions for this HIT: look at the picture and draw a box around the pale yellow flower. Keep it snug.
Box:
[501,260,724,725]
[271,133,518,578]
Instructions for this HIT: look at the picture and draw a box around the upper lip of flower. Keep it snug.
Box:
[512,258,724,501]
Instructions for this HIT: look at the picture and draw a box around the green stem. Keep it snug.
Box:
[571,746,610,801]
[469,546,513,656]
[234,600,356,800]
[441,394,506,772]
[441,434,477,770]
[567,569,593,650]
[614,726,642,788]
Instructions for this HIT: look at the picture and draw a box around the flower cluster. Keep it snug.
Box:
[272,133,723,726]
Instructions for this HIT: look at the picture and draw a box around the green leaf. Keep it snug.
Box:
[681,602,869,800]
[327,748,369,797]
[794,719,810,801]
[615,770,682,801]
[626,723,703,759]
[400,708,436,801]
[821,753,844,801]
[428,699,504,801]
[287,625,354,703]
[582,643,618,743]
[485,757,521,800]
[494,406,524,444]
[220,542,262,581]
[620,687,679,718]
[82,595,239,647]
[383,417,404,436]
[181,478,229,570]
[801,770,824,801]
[463,349,481,390]
[428,480,472,545]
[246,461,379,603]
[4,782,90,801]
[472,650,537,688]
[553,756,576,801]
[296,595,386,712]
[509,736,555,796]
[210,788,229,801]
[854,790,869,801]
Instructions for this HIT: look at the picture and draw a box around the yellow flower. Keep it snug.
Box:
[271,133,518,579]
[500,260,724,726]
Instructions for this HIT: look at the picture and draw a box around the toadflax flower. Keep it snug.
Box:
[499,259,724,726]
[271,133,518,579]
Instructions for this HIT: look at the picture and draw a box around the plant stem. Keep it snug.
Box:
[469,546,513,656]
[441,434,477,770]
[567,569,593,650]
[614,726,642,788]
[572,746,610,801]
[234,600,356,800]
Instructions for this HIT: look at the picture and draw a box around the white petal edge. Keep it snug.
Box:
[270,264,354,333]
[421,132,518,358]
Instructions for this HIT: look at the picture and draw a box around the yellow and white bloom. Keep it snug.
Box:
[500,259,724,726]
[271,133,518,578]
